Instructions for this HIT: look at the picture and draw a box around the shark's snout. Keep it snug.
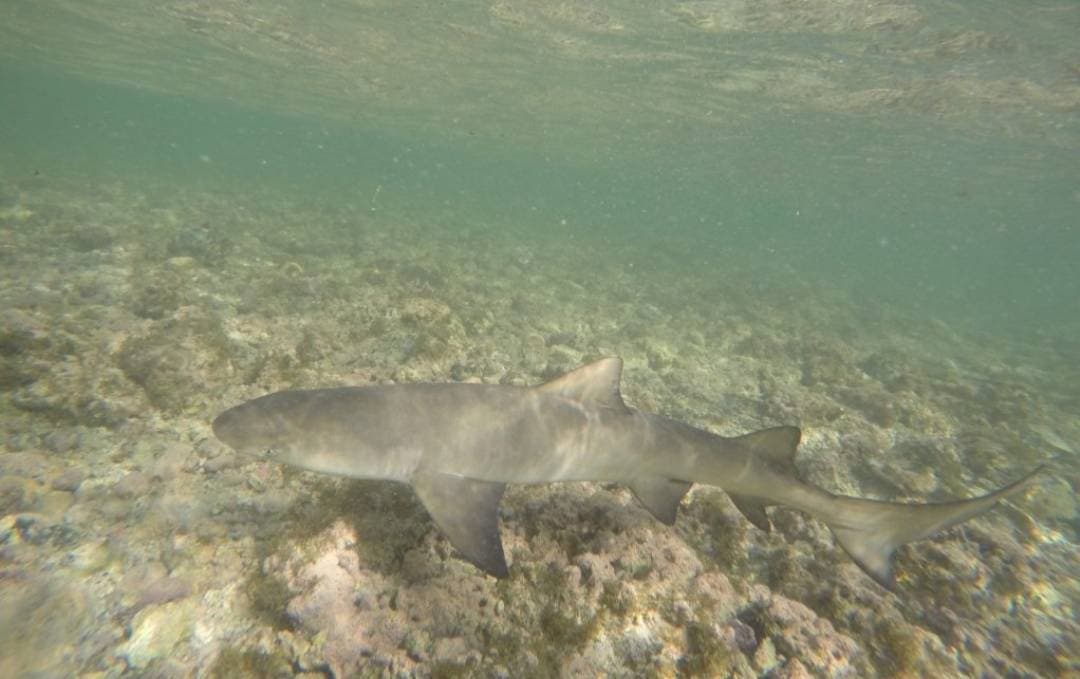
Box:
[212,402,277,453]
[211,405,246,449]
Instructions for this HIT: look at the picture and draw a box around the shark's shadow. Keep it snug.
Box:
[242,477,432,630]
[276,476,667,579]
[281,477,433,575]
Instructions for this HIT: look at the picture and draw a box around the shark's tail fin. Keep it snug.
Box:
[823,467,1043,588]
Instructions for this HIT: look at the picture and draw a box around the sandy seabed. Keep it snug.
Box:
[0,175,1076,678]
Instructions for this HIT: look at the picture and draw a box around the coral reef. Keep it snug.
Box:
[0,177,1074,677]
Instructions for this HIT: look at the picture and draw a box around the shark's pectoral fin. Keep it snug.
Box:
[411,470,508,577]
[728,493,772,532]
[629,478,692,525]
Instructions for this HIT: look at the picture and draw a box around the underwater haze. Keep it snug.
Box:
[0,1,1077,677]
[4,1,1079,336]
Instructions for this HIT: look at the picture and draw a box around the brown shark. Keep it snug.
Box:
[212,357,1041,586]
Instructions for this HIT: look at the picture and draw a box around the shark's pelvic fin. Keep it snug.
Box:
[536,357,629,411]
[725,426,802,531]
[630,477,692,525]
[825,466,1044,588]
[412,470,508,577]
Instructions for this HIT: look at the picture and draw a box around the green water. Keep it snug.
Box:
[1,1,1077,334]
[1,4,1078,676]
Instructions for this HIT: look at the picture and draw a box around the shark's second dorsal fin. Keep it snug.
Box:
[536,357,627,410]
[726,426,802,532]
[731,426,802,477]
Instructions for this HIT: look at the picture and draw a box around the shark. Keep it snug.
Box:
[212,357,1041,587]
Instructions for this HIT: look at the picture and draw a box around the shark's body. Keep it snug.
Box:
[213,358,1039,586]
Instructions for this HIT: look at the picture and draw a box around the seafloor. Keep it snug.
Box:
[0,175,1076,678]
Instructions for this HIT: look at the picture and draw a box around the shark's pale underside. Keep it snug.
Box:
[212,357,1040,586]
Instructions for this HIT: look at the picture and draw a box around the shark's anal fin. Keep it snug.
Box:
[411,470,508,577]
[728,494,772,532]
[629,477,692,525]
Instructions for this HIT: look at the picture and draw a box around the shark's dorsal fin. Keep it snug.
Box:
[536,357,627,410]
[630,477,692,525]
[411,470,508,577]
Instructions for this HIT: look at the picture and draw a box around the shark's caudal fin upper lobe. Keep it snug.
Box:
[821,467,1043,588]
[708,426,1042,588]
